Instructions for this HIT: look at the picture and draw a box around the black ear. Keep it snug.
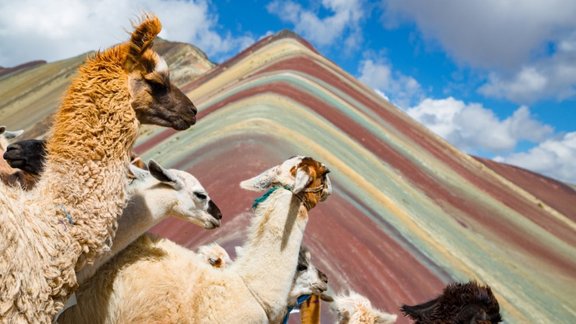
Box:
[400,297,440,320]
[148,160,176,183]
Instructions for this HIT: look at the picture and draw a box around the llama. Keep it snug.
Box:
[282,245,329,324]
[3,141,221,283]
[400,281,502,324]
[0,126,39,190]
[286,246,329,311]
[76,159,222,284]
[0,15,196,323]
[330,291,397,324]
[58,156,332,323]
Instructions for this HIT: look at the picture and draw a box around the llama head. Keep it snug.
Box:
[123,15,197,130]
[197,243,231,268]
[400,281,502,324]
[288,246,329,304]
[239,156,332,209]
[3,139,46,175]
[332,291,398,324]
[0,126,24,152]
[129,160,222,229]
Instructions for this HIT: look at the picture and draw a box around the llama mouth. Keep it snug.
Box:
[314,283,328,293]
[4,157,24,168]
[204,218,221,229]
[171,116,196,130]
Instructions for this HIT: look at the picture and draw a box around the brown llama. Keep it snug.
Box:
[0,14,196,323]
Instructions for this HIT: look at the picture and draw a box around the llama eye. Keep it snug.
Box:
[146,79,168,94]
[194,192,207,200]
[297,264,308,272]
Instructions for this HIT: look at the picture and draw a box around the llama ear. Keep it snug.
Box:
[124,15,162,72]
[400,304,425,319]
[320,174,332,201]
[208,257,222,267]
[2,129,24,139]
[292,167,311,194]
[148,160,179,187]
[240,166,280,192]
[128,162,148,180]
[131,156,148,170]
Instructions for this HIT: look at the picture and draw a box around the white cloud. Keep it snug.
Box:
[382,0,576,70]
[494,132,576,184]
[0,0,254,67]
[358,59,423,108]
[406,97,553,154]
[382,0,576,104]
[479,31,576,103]
[267,0,364,48]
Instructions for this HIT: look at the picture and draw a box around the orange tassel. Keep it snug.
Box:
[300,294,321,324]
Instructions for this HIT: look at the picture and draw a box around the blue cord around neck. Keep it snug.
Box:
[251,185,292,209]
[282,294,311,324]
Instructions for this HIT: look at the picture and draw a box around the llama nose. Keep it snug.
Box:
[5,143,20,154]
[3,144,21,161]
[208,200,222,220]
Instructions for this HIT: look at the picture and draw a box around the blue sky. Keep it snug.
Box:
[1,0,575,183]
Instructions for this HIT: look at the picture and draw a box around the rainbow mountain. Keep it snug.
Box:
[1,31,575,323]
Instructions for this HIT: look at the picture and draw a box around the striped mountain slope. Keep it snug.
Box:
[140,31,576,323]
[1,31,574,323]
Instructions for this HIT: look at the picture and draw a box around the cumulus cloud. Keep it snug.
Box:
[494,132,576,184]
[0,0,254,67]
[381,0,576,70]
[267,0,364,49]
[405,97,553,154]
[381,0,576,104]
[357,58,423,108]
[479,31,576,103]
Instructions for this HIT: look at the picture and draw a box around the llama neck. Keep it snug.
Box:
[35,51,139,269]
[47,56,138,163]
[76,178,167,283]
[233,189,309,321]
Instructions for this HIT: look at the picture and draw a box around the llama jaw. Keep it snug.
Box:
[314,282,328,294]
[204,218,221,229]
[171,114,196,130]
[3,155,24,168]
[204,201,222,229]
[134,109,196,130]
